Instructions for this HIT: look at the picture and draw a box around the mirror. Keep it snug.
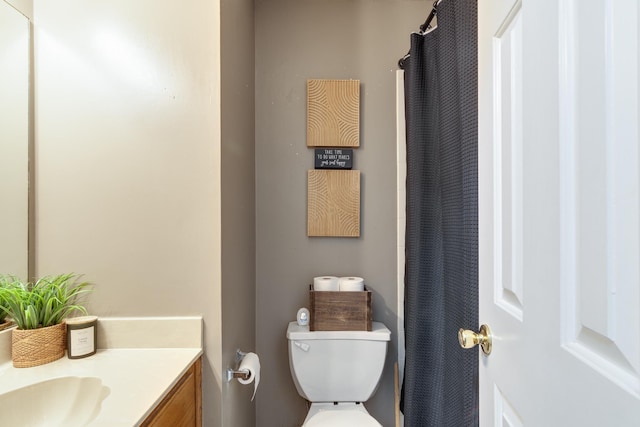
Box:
[0,0,30,279]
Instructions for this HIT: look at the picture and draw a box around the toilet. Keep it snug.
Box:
[286,321,391,426]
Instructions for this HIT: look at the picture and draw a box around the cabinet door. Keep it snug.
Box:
[142,357,202,427]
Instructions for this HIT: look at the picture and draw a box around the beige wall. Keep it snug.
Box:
[255,1,424,425]
[32,0,227,426]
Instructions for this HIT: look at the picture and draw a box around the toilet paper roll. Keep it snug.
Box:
[339,276,365,291]
[238,352,261,401]
[313,276,340,291]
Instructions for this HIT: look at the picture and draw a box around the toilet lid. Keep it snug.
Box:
[304,409,382,427]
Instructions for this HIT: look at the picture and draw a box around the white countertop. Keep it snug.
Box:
[0,317,203,427]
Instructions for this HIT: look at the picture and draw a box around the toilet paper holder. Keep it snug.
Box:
[225,349,251,383]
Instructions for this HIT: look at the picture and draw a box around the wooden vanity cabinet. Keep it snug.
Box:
[141,357,202,427]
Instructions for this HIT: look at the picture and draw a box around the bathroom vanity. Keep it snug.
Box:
[0,317,203,426]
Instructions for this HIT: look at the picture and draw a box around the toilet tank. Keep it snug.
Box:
[286,321,391,403]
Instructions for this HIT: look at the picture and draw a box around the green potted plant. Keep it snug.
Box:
[0,273,92,368]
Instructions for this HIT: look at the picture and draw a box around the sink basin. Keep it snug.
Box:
[0,376,110,426]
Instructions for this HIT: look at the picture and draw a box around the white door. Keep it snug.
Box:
[477,0,640,425]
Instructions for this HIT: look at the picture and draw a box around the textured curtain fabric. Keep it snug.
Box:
[400,0,478,425]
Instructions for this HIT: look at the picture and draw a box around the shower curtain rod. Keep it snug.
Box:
[398,0,442,68]
[420,0,440,33]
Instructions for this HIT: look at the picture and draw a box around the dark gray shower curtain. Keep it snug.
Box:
[401,0,478,426]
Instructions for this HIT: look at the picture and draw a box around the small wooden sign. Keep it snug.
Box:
[314,149,353,169]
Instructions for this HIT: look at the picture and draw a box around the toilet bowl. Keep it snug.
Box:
[303,402,381,426]
[286,321,391,426]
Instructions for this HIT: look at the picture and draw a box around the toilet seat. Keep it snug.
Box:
[303,403,382,427]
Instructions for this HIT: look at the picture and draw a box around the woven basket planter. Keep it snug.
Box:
[12,322,66,368]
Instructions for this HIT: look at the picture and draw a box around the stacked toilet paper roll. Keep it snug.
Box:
[313,276,365,291]
[313,276,340,291]
[339,276,365,291]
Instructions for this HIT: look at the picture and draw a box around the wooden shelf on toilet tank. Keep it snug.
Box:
[309,287,372,331]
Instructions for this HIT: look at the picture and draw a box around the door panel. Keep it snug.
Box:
[558,0,640,397]
[494,385,523,427]
[493,0,524,321]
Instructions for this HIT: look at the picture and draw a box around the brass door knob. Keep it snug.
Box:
[458,324,492,355]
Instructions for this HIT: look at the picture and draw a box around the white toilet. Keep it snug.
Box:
[286,321,391,426]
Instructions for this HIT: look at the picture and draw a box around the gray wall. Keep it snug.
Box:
[255,1,424,425]
[221,0,257,425]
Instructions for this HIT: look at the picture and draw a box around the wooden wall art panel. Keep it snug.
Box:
[307,169,360,237]
[307,79,360,147]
